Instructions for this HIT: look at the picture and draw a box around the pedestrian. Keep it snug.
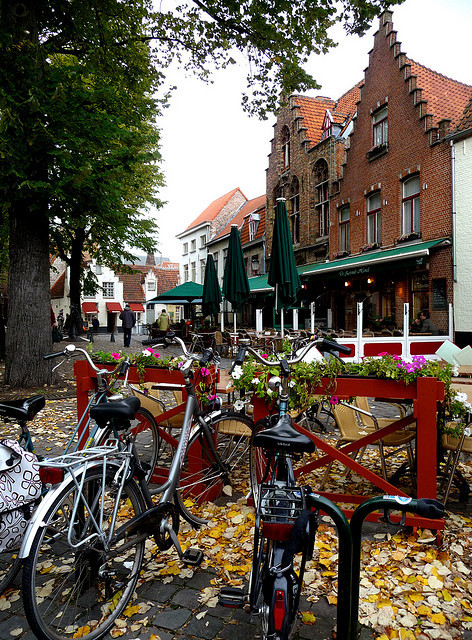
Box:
[156,309,171,338]
[57,309,64,331]
[119,304,136,347]
[92,316,100,333]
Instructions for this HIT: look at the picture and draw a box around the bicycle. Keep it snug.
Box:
[0,345,158,595]
[219,338,445,639]
[20,336,254,640]
[126,335,255,526]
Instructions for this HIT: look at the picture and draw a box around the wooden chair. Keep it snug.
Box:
[440,423,472,504]
[320,399,415,489]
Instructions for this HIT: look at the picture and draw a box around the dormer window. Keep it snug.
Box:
[321,109,333,140]
[249,213,260,241]
[281,126,290,170]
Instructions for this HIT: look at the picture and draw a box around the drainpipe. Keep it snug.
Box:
[450,140,457,282]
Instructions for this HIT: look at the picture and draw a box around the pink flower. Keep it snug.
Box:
[200,367,210,377]
[147,348,155,354]
[262,354,268,359]
[329,396,339,405]
[379,352,388,357]
[112,353,121,360]
[153,353,160,358]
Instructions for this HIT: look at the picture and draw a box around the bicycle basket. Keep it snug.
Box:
[0,439,41,552]
[259,484,305,542]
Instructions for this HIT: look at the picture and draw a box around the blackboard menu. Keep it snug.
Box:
[432,278,447,310]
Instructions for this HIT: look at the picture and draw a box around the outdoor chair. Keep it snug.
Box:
[320,399,416,489]
[440,422,472,504]
[214,330,230,357]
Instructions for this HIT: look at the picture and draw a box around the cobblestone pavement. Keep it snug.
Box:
[0,333,471,640]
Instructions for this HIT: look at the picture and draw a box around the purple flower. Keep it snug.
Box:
[329,396,339,405]
[200,367,210,377]
[153,353,160,358]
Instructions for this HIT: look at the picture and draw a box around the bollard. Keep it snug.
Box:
[110,332,115,342]
[306,492,353,640]
[349,496,445,640]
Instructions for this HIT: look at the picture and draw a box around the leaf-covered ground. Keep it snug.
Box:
[0,374,471,638]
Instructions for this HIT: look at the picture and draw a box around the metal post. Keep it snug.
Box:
[403,302,409,360]
[310,301,315,334]
[356,302,363,362]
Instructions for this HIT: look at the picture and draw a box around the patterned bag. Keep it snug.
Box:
[0,439,41,552]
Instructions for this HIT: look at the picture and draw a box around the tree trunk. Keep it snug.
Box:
[5,206,54,387]
[68,228,86,339]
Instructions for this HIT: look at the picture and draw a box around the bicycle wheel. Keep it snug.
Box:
[0,550,22,595]
[175,412,254,527]
[129,407,160,484]
[22,468,145,640]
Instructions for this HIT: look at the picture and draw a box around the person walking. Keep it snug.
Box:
[119,304,136,347]
[156,309,171,338]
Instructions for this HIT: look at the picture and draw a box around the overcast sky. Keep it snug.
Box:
[154,0,472,262]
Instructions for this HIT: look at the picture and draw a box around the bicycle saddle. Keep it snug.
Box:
[0,395,46,422]
[253,414,316,454]
[90,396,140,427]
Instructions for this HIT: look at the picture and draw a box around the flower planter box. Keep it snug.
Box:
[251,375,445,530]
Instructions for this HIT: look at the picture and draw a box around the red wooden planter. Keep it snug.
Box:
[252,376,445,530]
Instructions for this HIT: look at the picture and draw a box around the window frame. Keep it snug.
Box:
[372,105,388,147]
[102,282,114,298]
[366,192,381,245]
[402,175,420,235]
[339,206,350,253]
[281,125,290,170]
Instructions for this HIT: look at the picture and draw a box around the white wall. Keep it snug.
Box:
[453,135,472,333]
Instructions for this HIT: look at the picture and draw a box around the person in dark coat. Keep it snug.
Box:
[119,304,136,347]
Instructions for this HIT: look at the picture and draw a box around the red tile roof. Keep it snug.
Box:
[240,199,266,246]
[456,96,472,134]
[211,195,266,242]
[156,266,179,295]
[407,58,472,129]
[51,270,65,299]
[292,82,361,147]
[118,272,146,303]
[184,187,247,232]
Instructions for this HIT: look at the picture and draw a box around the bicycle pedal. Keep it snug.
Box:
[219,587,246,608]
[182,547,204,566]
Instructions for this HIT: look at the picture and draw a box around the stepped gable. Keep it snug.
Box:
[407,58,472,130]
[335,81,363,133]
[212,195,266,242]
[183,187,247,232]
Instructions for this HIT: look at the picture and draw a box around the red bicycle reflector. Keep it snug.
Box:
[39,467,65,484]
[273,590,285,631]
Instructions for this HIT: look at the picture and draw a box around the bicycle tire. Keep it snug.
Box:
[175,412,254,527]
[22,467,145,640]
[0,551,22,595]
[129,407,160,484]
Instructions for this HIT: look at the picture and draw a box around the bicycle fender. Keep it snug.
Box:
[18,460,119,558]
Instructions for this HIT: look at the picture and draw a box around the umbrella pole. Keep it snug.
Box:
[281,308,284,338]
[220,303,224,332]
[233,309,237,334]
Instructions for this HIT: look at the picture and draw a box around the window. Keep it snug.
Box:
[190,239,196,252]
[248,213,260,241]
[200,259,205,283]
[314,160,329,237]
[411,272,429,319]
[213,252,218,278]
[183,242,188,255]
[183,264,189,282]
[289,177,300,244]
[402,176,420,234]
[102,282,114,298]
[339,206,350,253]
[223,248,227,271]
[200,234,206,249]
[281,125,290,170]
[366,192,381,245]
[191,262,196,281]
[321,109,333,140]
[372,106,388,146]
[147,280,156,291]
[251,255,260,276]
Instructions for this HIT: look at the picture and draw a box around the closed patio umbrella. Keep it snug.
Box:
[222,224,250,333]
[202,254,222,321]
[268,198,302,335]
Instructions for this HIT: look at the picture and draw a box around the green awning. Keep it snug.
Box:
[298,239,447,279]
[148,281,203,303]
[248,274,272,293]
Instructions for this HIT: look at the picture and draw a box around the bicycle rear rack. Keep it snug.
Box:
[259,484,305,541]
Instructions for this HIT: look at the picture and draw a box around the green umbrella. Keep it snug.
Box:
[268,198,301,333]
[222,224,250,332]
[202,254,222,319]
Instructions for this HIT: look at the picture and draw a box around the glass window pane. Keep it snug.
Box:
[367,192,381,211]
[403,176,420,197]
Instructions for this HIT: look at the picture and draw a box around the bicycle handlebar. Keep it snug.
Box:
[231,337,350,372]
[149,332,219,368]
[43,344,123,376]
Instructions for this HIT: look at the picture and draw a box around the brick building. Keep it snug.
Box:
[266,11,472,334]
